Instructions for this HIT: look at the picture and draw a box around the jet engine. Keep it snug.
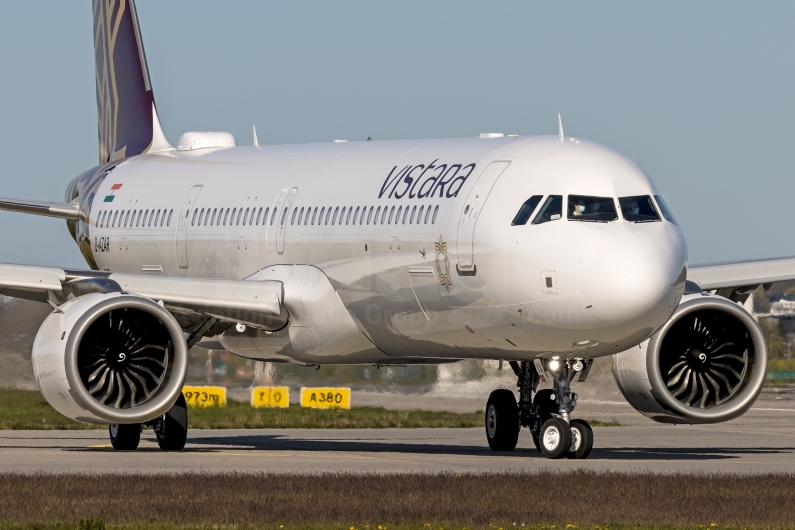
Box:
[32,291,188,424]
[612,291,767,424]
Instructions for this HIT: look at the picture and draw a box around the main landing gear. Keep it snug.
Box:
[108,393,189,451]
[485,359,593,459]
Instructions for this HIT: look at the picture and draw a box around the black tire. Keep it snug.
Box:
[154,393,188,451]
[539,418,571,459]
[566,419,594,459]
[109,423,141,450]
[532,433,541,451]
[485,389,519,451]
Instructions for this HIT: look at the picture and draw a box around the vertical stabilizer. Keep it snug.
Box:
[93,0,171,164]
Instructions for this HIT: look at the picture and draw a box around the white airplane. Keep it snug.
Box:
[0,0,792,459]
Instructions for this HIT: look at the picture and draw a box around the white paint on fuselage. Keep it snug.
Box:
[85,135,687,363]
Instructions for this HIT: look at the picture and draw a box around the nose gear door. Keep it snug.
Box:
[455,161,510,269]
[175,185,203,269]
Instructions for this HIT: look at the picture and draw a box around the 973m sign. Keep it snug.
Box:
[182,386,227,407]
[300,387,351,409]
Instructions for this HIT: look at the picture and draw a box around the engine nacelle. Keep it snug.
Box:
[32,292,188,424]
[613,292,767,424]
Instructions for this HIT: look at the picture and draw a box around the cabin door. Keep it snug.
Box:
[175,185,203,269]
[265,188,288,254]
[455,161,510,270]
[277,187,298,254]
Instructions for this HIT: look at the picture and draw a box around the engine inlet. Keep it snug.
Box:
[77,308,172,409]
[659,309,754,409]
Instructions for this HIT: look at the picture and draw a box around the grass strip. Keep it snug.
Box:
[0,471,792,528]
[0,389,620,429]
[0,389,482,429]
[0,519,776,530]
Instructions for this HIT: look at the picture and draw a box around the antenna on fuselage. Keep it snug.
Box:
[253,125,259,147]
[558,113,564,141]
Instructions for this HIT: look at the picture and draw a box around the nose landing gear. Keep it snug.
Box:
[485,359,594,459]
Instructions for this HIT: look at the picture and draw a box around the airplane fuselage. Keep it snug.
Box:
[68,134,688,365]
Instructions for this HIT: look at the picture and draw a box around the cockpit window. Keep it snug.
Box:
[567,195,618,222]
[532,195,563,224]
[619,195,660,222]
[654,195,678,225]
[511,195,543,226]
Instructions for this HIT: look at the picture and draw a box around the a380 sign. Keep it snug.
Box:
[300,387,351,409]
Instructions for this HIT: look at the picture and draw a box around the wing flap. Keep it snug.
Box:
[0,263,285,328]
[109,274,283,317]
[0,263,66,291]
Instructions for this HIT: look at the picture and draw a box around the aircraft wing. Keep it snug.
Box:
[688,256,795,301]
[0,196,81,220]
[0,263,286,331]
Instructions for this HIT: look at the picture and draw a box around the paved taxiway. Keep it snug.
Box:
[1,402,794,473]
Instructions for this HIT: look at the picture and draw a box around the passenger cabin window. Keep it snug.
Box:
[654,195,678,225]
[532,195,563,224]
[619,195,660,222]
[511,195,543,226]
[567,195,618,222]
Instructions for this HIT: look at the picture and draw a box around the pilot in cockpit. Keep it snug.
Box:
[573,199,585,217]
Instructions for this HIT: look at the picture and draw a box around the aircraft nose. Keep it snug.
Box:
[578,224,687,333]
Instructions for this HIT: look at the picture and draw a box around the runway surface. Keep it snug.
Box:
[1,402,794,474]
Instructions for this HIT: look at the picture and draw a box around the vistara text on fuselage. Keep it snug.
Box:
[65,133,688,366]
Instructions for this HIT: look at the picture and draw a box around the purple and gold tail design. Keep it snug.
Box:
[93,0,169,164]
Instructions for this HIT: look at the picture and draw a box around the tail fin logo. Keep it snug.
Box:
[93,0,154,164]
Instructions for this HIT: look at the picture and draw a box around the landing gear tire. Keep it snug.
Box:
[566,419,593,459]
[539,418,571,459]
[109,423,141,450]
[485,389,519,451]
[154,393,188,451]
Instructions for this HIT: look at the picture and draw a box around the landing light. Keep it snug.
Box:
[235,323,246,333]
[548,359,560,372]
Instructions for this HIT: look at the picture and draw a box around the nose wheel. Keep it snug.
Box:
[566,418,594,459]
[539,417,571,459]
[483,359,594,459]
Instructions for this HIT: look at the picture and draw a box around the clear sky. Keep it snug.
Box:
[0,1,792,268]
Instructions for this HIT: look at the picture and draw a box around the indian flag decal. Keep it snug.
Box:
[104,183,122,202]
